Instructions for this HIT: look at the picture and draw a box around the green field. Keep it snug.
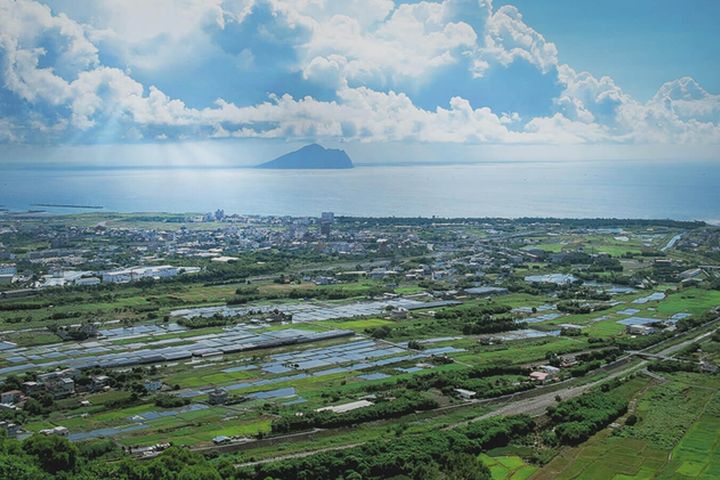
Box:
[481,453,538,480]
[533,373,720,480]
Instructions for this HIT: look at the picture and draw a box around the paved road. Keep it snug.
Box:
[661,233,684,252]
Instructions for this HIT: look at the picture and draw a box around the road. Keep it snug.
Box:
[235,443,364,469]
[661,233,683,252]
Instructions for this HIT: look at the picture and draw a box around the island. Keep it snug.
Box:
[256,143,354,169]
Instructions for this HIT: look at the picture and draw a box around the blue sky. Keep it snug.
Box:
[0,0,719,163]
[495,0,720,100]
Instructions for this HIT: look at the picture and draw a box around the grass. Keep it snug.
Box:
[480,453,538,480]
[116,415,272,447]
[655,390,720,479]
[3,330,62,346]
[616,373,720,449]
[533,377,662,480]
[458,336,587,366]
[656,288,720,317]
[320,317,394,331]
[534,373,720,480]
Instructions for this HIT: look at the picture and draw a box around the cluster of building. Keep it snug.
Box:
[0,263,16,284]
[0,368,80,414]
[37,264,200,288]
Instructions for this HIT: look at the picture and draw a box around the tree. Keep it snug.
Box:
[443,453,491,480]
[23,399,44,416]
[23,434,78,474]
[0,454,45,480]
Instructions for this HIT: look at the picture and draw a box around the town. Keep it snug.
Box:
[0,210,718,479]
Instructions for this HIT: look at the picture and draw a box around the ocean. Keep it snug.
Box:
[1,160,719,221]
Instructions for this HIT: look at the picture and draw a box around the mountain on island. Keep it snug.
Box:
[256,144,354,169]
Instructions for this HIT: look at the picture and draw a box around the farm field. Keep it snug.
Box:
[0,214,718,479]
[532,373,720,480]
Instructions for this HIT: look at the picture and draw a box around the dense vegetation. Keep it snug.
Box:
[0,415,535,480]
[244,415,535,480]
[547,388,629,445]
[395,365,534,398]
[433,304,522,334]
[271,394,437,433]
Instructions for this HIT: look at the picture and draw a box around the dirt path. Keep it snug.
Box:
[234,443,364,468]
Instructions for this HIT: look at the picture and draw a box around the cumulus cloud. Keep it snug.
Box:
[651,77,720,123]
[0,0,718,146]
[0,0,97,103]
[473,5,558,77]
[45,0,225,72]
[298,0,478,90]
[205,87,511,143]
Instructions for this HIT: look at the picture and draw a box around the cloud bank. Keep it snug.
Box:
[0,0,719,146]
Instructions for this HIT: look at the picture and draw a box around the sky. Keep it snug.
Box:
[1,0,719,164]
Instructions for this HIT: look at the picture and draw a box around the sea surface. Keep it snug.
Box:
[1,160,719,221]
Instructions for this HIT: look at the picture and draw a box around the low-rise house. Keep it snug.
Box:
[56,324,98,341]
[22,381,42,395]
[0,420,20,438]
[463,286,509,297]
[37,372,58,384]
[559,355,578,368]
[144,380,164,393]
[0,390,23,405]
[40,426,69,437]
[316,400,374,414]
[559,324,583,336]
[90,375,110,392]
[369,268,398,280]
[60,368,81,379]
[529,371,550,384]
[678,268,705,280]
[0,264,17,283]
[46,377,75,399]
[389,306,409,319]
[208,388,229,405]
[539,365,561,376]
[212,435,231,445]
[0,264,16,276]
[75,276,101,286]
[700,361,719,374]
[627,324,656,336]
[102,270,133,283]
[431,270,451,281]
[454,388,477,400]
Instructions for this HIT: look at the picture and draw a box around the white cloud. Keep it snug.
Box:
[201,87,511,143]
[473,5,558,77]
[0,0,719,147]
[521,113,608,144]
[45,0,226,73]
[0,0,97,103]
[297,0,478,89]
[651,77,720,123]
[302,54,348,88]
